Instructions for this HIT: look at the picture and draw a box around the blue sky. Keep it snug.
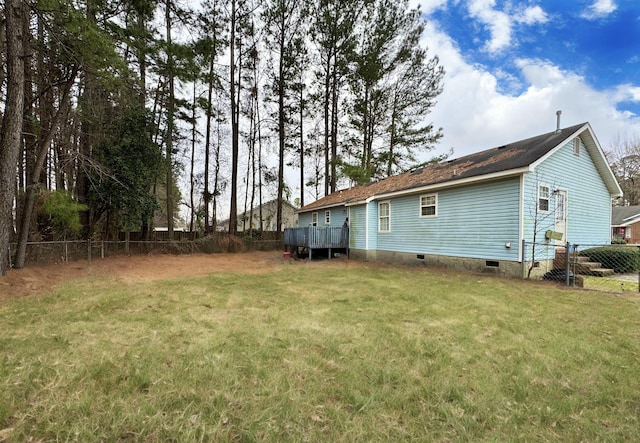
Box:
[410,0,640,158]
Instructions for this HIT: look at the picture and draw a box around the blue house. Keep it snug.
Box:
[286,122,622,276]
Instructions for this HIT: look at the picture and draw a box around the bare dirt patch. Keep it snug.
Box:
[0,251,285,302]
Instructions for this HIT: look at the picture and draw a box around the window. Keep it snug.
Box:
[379,201,390,232]
[555,191,566,222]
[420,194,437,217]
[311,212,318,226]
[574,137,581,156]
[538,185,550,212]
[325,210,331,225]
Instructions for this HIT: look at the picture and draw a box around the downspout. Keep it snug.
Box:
[519,174,525,265]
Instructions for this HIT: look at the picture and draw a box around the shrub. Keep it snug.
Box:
[39,190,88,239]
[580,246,640,274]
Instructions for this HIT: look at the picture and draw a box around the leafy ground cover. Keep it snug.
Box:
[1,253,639,441]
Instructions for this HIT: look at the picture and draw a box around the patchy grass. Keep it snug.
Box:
[1,260,640,441]
[582,275,639,293]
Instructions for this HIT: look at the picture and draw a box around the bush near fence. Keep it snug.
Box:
[9,232,283,267]
[522,241,640,294]
[579,245,640,274]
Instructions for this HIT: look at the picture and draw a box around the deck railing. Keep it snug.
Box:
[284,226,348,249]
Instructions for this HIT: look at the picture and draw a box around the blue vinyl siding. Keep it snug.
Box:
[298,207,347,229]
[326,208,348,228]
[523,138,611,245]
[298,212,314,227]
[348,204,366,249]
[375,178,521,261]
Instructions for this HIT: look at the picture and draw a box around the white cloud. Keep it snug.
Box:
[416,21,640,160]
[467,0,512,54]
[581,0,617,20]
[464,1,549,55]
[410,0,449,14]
[613,85,640,103]
[515,6,549,25]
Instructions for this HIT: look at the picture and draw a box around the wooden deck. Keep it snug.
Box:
[284,226,349,259]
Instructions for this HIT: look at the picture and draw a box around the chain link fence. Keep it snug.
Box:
[523,241,640,294]
[8,234,284,268]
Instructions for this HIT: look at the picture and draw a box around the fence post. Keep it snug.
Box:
[572,245,579,288]
[637,246,640,294]
[64,240,68,263]
[88,239,92,264]
[565,241,570,286]
[521,239,526,278]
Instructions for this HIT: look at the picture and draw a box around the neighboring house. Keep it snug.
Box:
[218,199,298,232]
[611,206,640,243]
[290,122,622,276]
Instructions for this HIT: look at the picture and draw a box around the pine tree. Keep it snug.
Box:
[346,0,444,183]
[0,0,25,274]
[310,0,369,195]
[263,0,307,232]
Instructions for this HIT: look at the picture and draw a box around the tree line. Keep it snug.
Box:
[0,0,444,275]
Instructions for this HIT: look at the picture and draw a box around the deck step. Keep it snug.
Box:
[554,251,615,278]
[584,268,615,277]
[573,261,602,273]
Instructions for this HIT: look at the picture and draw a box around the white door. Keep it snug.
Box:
[554,190,567,246]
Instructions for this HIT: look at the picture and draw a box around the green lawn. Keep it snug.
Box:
[1,259,640,441]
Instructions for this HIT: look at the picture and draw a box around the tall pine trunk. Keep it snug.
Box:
[0,0,25,275]
[228,0,239,235]
[14,78,75,269]
[165,0,175,239]
[203,55,215,233]
[276,15,286,235]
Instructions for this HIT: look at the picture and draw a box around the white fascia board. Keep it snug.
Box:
[616,220,640,227]
[370,167,530,201]
[529,123,623,197]
[528,124,587,170]
[622,214,640,223]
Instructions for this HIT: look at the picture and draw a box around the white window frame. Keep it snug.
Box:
[419,193,438,218]
[574,137,581,156]
[378,201,391,232]
[324,210,331,225]
[311,212,318,226]
[538,184,550,213]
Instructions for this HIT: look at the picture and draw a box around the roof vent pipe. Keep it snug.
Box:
[555,110,562,133]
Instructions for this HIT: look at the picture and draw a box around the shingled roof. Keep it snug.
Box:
[300,122,620,212]
[612,205,640,226]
